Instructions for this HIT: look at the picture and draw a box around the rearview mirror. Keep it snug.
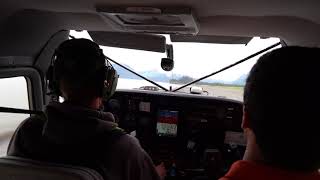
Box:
[161,44,174,71]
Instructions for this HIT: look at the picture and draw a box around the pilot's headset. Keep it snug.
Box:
[47,38,118,101]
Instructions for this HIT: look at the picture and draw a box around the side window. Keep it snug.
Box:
[0,77,29,156]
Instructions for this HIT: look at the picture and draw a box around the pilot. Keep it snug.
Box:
[7,38,165,180]
[220,47,320,180]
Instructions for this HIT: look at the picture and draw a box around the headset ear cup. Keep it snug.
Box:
[47,65,58,95]
[103,66,118,99]
[110,70,118,96]
[47,65,61,96]
[47,48,63,97]
[47,65,53,91]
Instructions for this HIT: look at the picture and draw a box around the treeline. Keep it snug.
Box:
[169,75,244,87]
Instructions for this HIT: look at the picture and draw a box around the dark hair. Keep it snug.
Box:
[54,38,106,98]
[244,46,320,171]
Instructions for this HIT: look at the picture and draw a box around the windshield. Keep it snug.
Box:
[71,31,281,101]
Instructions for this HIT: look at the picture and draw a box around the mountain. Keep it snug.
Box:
[202,78,229,84]
[232,74,248,86]
[113,63,170,82]
[113,63,248,86]
[140,71,170,82]
[112,63,140,79]
[169,74,229,84]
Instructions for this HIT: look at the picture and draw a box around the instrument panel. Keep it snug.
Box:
[105,89,246,179]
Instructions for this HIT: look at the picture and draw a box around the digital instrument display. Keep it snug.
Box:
[157,110,178,137]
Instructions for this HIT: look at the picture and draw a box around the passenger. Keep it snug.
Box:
[7,39,165,180]
[219,47,320,180]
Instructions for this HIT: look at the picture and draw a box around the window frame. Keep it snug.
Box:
[0,67,44,111]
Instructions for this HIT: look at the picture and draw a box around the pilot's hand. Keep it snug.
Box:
[156,162,167,180]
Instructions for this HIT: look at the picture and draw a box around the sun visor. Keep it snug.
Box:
[89,31,166,52]
[170,35,253,44]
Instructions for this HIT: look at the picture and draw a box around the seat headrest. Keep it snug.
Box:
[0,156,103,180]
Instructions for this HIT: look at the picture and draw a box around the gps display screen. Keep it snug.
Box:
[157,110,178,137]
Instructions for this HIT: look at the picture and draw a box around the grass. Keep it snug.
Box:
[204,84,244,90]
[214,85,244,91]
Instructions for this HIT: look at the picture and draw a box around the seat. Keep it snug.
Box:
[0,156,104,180]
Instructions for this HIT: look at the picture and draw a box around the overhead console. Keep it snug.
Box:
[105,89,246,179]
[97,7,199,35]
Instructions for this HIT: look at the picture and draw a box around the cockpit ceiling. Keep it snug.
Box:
[1,0,319,23]
[0,0,319,47]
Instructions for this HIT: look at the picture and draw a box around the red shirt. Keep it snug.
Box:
[220,160,320,180]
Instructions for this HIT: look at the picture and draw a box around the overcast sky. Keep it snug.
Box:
[71,30,280,82]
